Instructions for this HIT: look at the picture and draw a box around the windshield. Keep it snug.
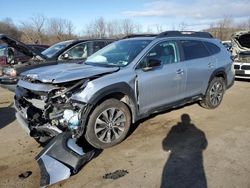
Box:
[42,40,73,58]
[85,39,152,67]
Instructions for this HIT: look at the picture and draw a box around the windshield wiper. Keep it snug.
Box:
[85,62,120,67]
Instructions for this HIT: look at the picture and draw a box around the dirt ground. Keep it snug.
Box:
[0,80,250,188]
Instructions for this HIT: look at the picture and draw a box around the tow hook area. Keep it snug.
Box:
[36,132,97,187]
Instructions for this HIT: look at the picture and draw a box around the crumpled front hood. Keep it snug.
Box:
[21,63,119,83]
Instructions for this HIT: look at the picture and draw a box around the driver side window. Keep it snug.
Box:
[139,41,179,68]
[62,43,88,60]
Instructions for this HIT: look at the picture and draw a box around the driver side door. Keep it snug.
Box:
[59,42,90,63]
[135,40,187,114]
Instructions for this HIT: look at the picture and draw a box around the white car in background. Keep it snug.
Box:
[231,31,250,79]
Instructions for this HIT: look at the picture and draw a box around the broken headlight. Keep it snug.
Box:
[62,109,81,130]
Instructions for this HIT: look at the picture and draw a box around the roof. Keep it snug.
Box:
[122,31,214,40]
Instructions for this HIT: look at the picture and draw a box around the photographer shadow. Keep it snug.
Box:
[161,114,207,188]
[0,104,15,129]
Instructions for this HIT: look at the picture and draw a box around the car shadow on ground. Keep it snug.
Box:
[161,114,208,188]
[235,78,250,83]
[127,101,197,138]
[0,104,15,129]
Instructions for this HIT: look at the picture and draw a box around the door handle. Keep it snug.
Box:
[208,62,214,68]
[176,69,184,75]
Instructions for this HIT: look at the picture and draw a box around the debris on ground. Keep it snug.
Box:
[18,171,32,180]
[103,170,129,180]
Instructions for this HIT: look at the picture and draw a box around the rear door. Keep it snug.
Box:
[135,40,187,114]
[179,40,216,97]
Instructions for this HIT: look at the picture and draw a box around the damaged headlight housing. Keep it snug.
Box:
[63,109,81,130]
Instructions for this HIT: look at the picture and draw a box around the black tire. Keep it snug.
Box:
[200,77,225,109]
[85,99,131,149]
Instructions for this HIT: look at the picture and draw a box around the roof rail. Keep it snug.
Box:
[122,34,157,39]
[157,31,213,38]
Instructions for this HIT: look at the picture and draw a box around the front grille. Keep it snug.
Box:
[241,65,250,70]
[234,65,240,69]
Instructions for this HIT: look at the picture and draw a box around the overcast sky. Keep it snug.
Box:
[0,0,249,33]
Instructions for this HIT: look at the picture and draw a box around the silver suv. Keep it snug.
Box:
[15,31,234,148]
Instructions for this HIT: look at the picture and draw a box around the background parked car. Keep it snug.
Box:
[231,31,250,79]
[0,44,48,75]
[0,34,115,86]
[222,40,232,51]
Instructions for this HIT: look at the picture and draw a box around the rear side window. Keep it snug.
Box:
[180,40,210,60]
[203,42,221,55]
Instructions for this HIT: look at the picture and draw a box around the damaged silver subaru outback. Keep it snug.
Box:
[15,31,235,149]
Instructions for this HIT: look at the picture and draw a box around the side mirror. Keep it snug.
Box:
[61,53,69,60]
[142,59,161,71]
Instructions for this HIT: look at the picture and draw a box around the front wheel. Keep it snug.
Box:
[200,77,225,109]
[85,99,131,149]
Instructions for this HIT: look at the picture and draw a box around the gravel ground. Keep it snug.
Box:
[0,80,249,188]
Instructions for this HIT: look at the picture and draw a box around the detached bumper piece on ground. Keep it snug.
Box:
[36,132,96,187]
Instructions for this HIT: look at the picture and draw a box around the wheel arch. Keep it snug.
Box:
[87,82,138,123]
[209,68,227,86]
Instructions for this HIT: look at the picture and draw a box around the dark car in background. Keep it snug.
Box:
[0,34,115,86]
[0,44,48,75]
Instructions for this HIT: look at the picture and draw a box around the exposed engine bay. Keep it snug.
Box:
[15,78,89,141]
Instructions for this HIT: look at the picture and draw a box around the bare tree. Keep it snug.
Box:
[106,21,117,38]
[205,16,237,40]
[95,17,106,38]
[146,26,154,34]
[121,19,135,35]
[84,17,106,38]
[20,14,47,44]
[155,24,163,33]
[83,18,141,38]
[47,18,75,43]
[0,18,21,40]
[178,22,188,31]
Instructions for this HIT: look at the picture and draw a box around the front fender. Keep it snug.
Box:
[71,82,138,123]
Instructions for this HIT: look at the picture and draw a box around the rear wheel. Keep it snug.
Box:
[200,77,225,109]
[85,99,131,149]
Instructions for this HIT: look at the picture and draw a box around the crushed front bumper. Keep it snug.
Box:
[36,132,97,187]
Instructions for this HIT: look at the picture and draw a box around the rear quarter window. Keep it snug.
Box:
[203,42,221,55]
[180,40,210,60]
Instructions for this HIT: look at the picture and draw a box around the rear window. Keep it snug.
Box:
[203,42,220,55]
[180,40,210,60]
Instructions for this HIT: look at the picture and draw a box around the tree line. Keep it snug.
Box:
[0,15,249,45]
